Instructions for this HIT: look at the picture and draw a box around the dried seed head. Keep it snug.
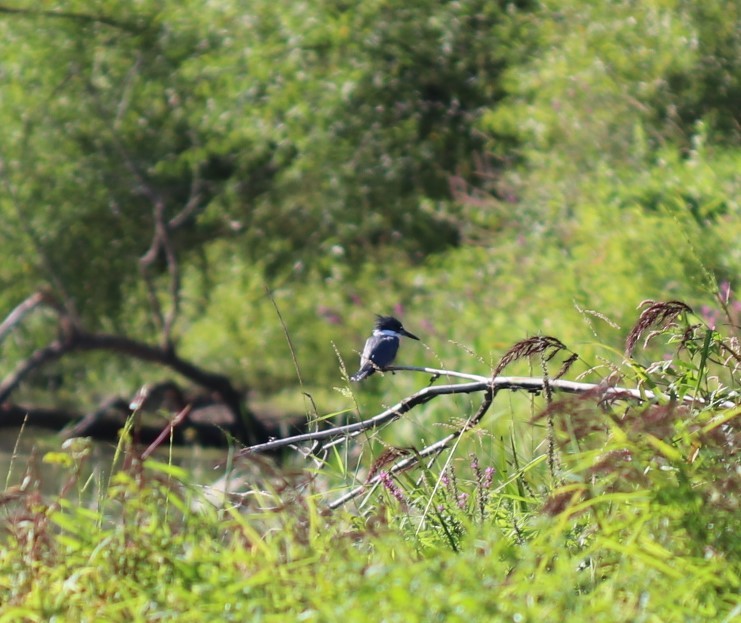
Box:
[367,446,413,483]
[554,352,580,380]
[625,300,693,356]
[493,336,568,378]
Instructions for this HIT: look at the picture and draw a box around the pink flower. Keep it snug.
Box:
[379,472,405,503]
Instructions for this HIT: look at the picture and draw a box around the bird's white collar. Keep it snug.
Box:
[373,329,402,338]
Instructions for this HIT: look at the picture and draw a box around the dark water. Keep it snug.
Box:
[0,426,230,497]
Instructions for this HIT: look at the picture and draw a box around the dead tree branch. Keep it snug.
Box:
[239,379,487,456]
[0,338,69,402]
[0,403,82,431]
[0,291,48,344]
[389,366,737,409]
[0,293,268,444]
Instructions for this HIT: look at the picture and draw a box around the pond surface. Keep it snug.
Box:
[0,426,231,497]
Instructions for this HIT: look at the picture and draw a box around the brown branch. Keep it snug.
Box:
[89,65,205,349]
[71,330,228,385]
[0,401,172,445]
[0,403,81,430]
[137,197,167,336]
[63,395,130,439]
[0,323,266,444]
[108,135,170,339]
[0,290,267,444]
[139,163,205,346]
[168,165,205,231]
[0,338,69,403]
[151,196,180,346]
[121,149,203,348]
[140,405,192,460]
[0,393,244,447]
[72,331,261,442]
[97,61,169,341]
[152,158,205,344]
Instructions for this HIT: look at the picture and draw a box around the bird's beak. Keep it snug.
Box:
[401,328,420,341]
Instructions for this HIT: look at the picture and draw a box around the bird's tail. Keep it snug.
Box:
[350,364,375,382]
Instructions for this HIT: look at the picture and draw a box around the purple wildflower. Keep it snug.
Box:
[379,471,405,503]
[482,467,495,489]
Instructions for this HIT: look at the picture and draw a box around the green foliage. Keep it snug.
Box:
[0,0,533,332]
[657,0,741,144]
[484,0,740,174]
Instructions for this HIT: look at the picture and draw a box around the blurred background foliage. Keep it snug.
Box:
[0,0,739,418]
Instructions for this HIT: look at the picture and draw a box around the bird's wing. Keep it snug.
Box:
[359,336,375,368]
[366,335,399,369]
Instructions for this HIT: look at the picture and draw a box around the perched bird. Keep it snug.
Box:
[351,315,420,381]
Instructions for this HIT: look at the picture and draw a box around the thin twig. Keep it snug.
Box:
[329,387,497,510]
[140,405,192,460]
[265,286,304,387]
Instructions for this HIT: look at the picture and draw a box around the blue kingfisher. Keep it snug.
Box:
[350,315,420,381]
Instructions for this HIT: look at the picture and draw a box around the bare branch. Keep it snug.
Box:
[157,162,205,344]
[329,432,457,510]
[108,135,170,337]
[393,367,737,408]
[121,150,203,347]
[239,380,484,456]
[386,365,488,382]
[0,403,81,430]
[140,405,192,460]
[240,369,738,458]
[159,200,180,347]
[168,164,205,231]
[0,291,46,344]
